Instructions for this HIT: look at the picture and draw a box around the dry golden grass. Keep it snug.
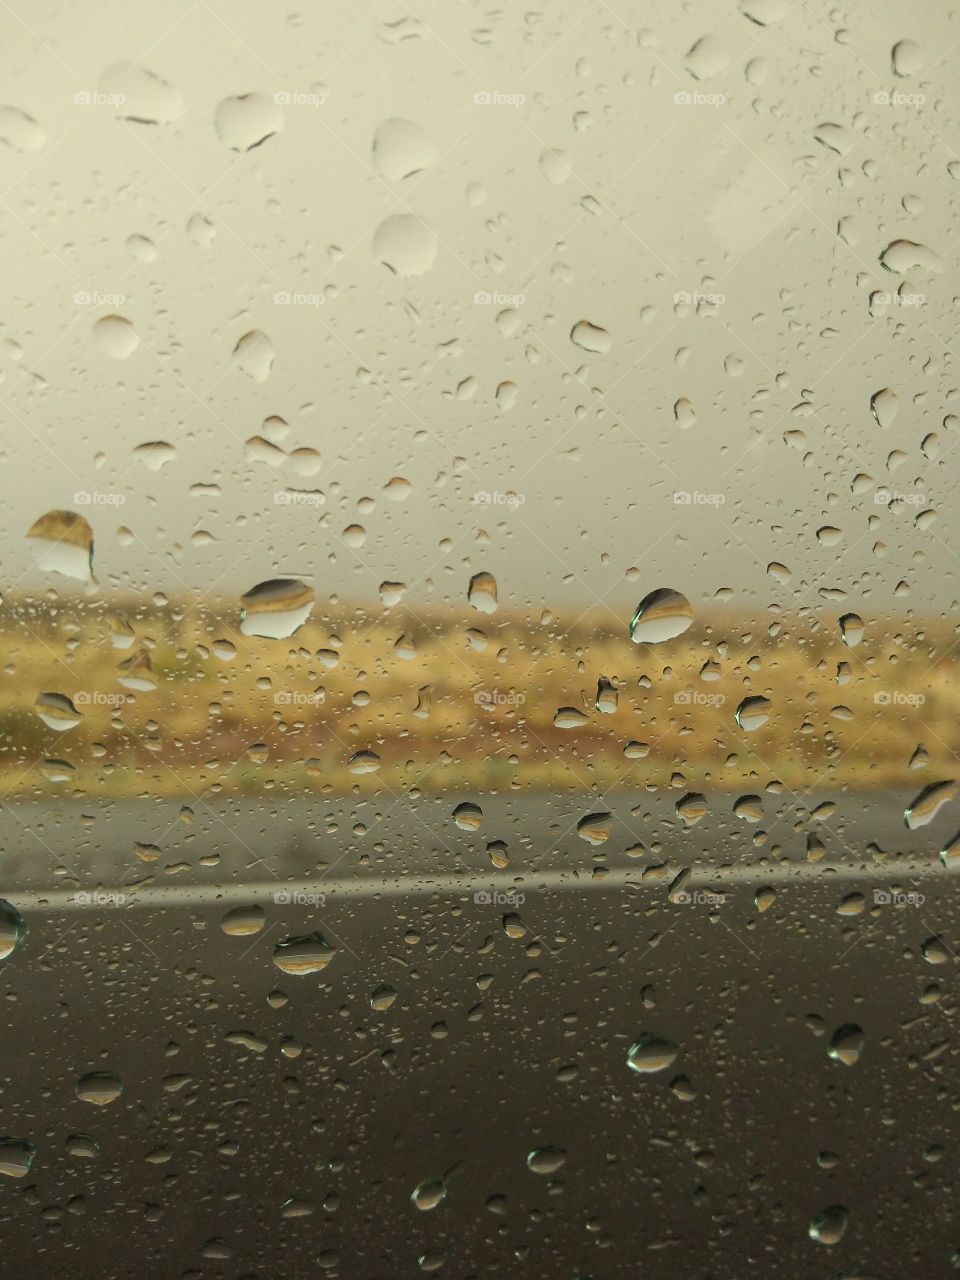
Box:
[0,595,955,799]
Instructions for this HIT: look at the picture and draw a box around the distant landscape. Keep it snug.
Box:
[0,593,954,800]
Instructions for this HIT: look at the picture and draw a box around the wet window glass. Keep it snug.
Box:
[2,2,958,1275]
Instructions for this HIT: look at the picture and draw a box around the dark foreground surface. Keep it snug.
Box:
[0,792,956,1277]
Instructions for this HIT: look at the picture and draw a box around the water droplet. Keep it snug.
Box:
[676,792,708,825]
[526,1147,566,1175]
[828,1023,864,1066]
[809,1204,848,1246]
[839,613,863,647]
[76,1072,122,1106]
[577,812,611,845]
[92,314,138,359]
[453,801,482,831]
[372,118,436,179]
[371,985,397,1011]
[685,34,730,79]
[348,749,381,774]
[629,589,693,643]
[35,692,83,732]
[411,1176,446,1211]
[0,901,25,961]
[233,330,273,381]
[891,39,923,77]
[220,905,266,937]
[870,387,899,428]
[554,707,589,730]
[904,780,958,830]
[627,1034,680,1074]
[214,92,283,150]
[272,934,336,976]
[372,214,437,276]
[570,320,611,353]
[26,510,94,582]
[921,935,949,966]
[735,696,771,731]
[0,1141,35,1178]
[99,63,184,123]
[468,571,498,614]
[880,239,938,274]
[240,579,314,639]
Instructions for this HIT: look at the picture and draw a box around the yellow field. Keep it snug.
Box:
[0,595,955,800]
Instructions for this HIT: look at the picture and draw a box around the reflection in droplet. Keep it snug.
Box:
[35,692,83,732]
[272,934,336,976]
[76,1072,123,1106]
[627,1034,679,1074]
[629,589,693,644]
[904,780,958,830]
[526,1147,566,1175]
[27,510,94,582]
[0,901,25,961]
[808,1204,848,1246]
[468,571,498,614]
[735,696,771,732]
[0,1141,35,1179]
[240,579,314,639]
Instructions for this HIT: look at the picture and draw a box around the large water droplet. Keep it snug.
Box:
[372,215,437,276]
[904,780,958,830]
[629,589,693,643]
[240,579,314,639]
[215,92,283,150]
[827,1023,864,1067]
[809,1204,848,1246]
[627,1034,679,1074]
[27,510,94,582]
[272,934,336,976]
[468,571,498,614]
[372,118,436,179]
[76,1072,123,1106]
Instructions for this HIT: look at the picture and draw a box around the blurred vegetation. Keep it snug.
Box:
[0,593,954,801]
